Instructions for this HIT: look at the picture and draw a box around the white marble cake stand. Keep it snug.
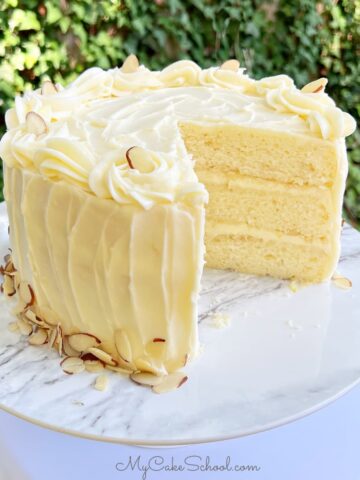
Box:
[0,201,360,446]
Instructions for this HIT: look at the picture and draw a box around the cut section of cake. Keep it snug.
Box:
[180,123,347,282]
[0,56,356,384]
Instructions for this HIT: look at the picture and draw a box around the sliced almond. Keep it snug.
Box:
[55,324,63,356]
[63,336,81,357]
[106,365,132,375]
[85,359,105,373]
[3,274,16,296]
[135,356,167,376]
[153,338,166,343]
[152,372,188,394]
[183,353,189,367]
[12,271,20,290]
[125,146,155,173]
[41,81,58,96]
[24,309,47,328]
[4,259,16,274]
[85,347,117,366]
[18,282,35,307]
[48,326,58,349]
[94,374,108,391]
[61,356,85,375]
[332,274,352,290]
[301,77,328,93]
[28,328,48,345]
[220,59,240,71]
[17,318,33,336]
[130,372,164,387]
[121,54,139,73]
[68,333,101,353]
[25,111,48,136]
[115,329,133,364]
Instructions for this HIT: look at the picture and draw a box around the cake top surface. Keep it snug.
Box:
[0,56,356,209]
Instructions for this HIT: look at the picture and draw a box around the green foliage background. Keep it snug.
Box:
[0,0,359,226]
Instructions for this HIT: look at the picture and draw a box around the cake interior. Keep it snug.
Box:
[180,123,346,282]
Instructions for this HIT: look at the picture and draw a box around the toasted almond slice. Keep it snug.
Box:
[152,372,188,394]
[332,274,352,290]
[4,259,16,274]
[125,146,155,173]
[25,111,48,136]
[12,271,20,290]
[220,59,240,71]
[135,356,167,376]
[63,336,80,357]
[106,365,132,375]
[94,374,108,391]
[301,77,328,93]
[183,353,189,367]
[3,274,15,296]
[23,309,47,327]
[55,324,63,356]
[18,282,35,307]
[68,333,101,352]
[115,329,132,363]
[121,54,139,73]
[8,321,19,333]
[48,326,58,349]
[41,81,58,96]
[153,338,166,343]
[61,356,85,375]
[85,359,105,373]
[116,354,136,371]
[28,328,48,345]
[17,318,33,336]
[86,347,117,366]
[130,372,164,387]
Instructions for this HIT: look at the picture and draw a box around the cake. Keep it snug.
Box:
[0,55,355,392]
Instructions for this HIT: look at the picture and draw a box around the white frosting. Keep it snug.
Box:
[0,60,356,209]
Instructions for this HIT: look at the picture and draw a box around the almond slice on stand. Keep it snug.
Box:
[152,372,188,394]
[68,333,101,353]
[61,356,85,375]
[28,328,48,345]
[94,374,108,391]
[130,372,164,387]
[86,347,117,366]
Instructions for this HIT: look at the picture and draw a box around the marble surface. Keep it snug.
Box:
[0,201,360,446]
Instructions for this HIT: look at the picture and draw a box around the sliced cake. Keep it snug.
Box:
[0,56,355,388]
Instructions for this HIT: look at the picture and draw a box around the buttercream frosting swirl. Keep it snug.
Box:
[0,57,356,209]
[89,147,207,209]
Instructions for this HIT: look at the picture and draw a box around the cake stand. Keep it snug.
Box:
[0,202,359,446]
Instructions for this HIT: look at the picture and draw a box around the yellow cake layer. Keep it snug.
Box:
[197,170,333,239]
[180,123,346,282]
[180,123,341,187]
[206,233,332,282]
